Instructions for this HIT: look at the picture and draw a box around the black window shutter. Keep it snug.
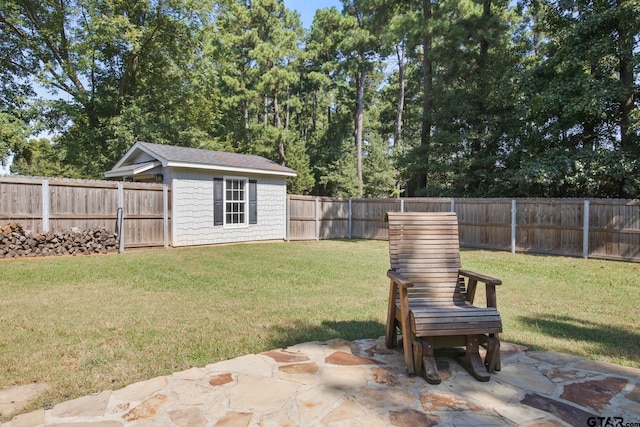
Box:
[249,179,257,224]
[213,178,223,226]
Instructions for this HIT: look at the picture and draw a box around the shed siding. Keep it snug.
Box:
[171,169,286,247]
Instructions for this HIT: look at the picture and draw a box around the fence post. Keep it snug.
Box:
[42,179,50,233]
[583,199,590,259]
[163,185,169,248]
[286,196,290,242]
[511,199,517,254]
[117,182,125,253]
[450,198,455,213]
[348,198,352,239]
[400,198,405,212]
[315,197,320,241]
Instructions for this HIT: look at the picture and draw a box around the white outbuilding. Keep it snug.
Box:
[105,141,297,247]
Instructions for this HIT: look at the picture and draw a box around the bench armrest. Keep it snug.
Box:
[459,269,502,286]
[387,270,414,288]
[458,269,501,308]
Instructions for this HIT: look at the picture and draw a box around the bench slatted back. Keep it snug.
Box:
[386,212,464,303]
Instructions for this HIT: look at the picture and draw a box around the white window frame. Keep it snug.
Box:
[223,176,249,228]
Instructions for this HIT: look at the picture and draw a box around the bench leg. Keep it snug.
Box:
[482,334,501,373]
[399,288,415,375]
[385,319,398,349]
[385,282,398,349]
[413,339,423,375]
[417,338,441,385]
[456,335,490,382]
[492,334,501,371]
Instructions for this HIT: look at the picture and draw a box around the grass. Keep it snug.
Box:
[1,240,638,417]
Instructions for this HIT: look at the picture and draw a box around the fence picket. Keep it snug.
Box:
[1,175,637,263]
[287,195,640,263]
[0,176,170,249]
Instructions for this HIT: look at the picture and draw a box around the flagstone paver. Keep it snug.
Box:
[497,363,557,395]
[229,375,299,413]
[49,390,111,418]
[167,406,208,427]
[0,384,48,420]
[8,410,44,427]
[112,376,167,403]
[122,394,171,422]
[520,393,598,426]
[1,337,639,427]
[561,377,628,412]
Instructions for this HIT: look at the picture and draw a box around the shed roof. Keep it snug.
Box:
[105,142,297,179]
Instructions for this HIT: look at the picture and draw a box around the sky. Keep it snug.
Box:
[0,1,343,175]
[283,0,343,28]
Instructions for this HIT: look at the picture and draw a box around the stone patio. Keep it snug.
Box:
[1,337,639,427]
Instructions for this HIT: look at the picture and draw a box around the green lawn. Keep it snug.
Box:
[1,240,638,417]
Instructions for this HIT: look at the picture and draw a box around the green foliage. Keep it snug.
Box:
[511,0,640,198]
[210,0,314,193]
[1,0,220,178]
[0,0,637,197]
[363,137,396,198]
[313,138,359,197]
[0,112,28,167]
[515,146,640,198]
[10,137,83,178]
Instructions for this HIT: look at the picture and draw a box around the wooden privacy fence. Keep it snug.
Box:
[287,195,640,262]
[0,176,170,250]
[2,176,638,262]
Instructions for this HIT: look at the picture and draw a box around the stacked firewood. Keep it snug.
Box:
[0,223,119,258]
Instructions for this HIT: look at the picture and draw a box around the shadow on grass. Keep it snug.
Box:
[516,314,640,366]
[266,319,385,350]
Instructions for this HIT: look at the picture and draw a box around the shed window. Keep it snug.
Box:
[214,177,257,226]
[225,178,246,225]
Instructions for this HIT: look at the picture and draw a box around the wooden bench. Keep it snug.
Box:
[385,212,503,384]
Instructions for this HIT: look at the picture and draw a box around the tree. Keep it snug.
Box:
[417,0,434,194]
[516,0,640,197]
[3,0,636,198]
[302,3,394,197]
[334,0,386,196]
[212,0,314,194]
[10,137,82,177]
[0,0,220,178]
[0,111,28,167]
[429,0,522,196]
[303,7,357,196]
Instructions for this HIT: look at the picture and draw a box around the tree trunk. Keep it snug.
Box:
[473,0,491,153]
[394,42,407,197]
[466,0,491,195]
[264,94,269,126]
[274,91,282,128]
[355,60,366,198]
[617,11,634,150]
[417,0,433,194]
[312,90,318,132]
[275,93,286,165]
[394,42,406,148]
[584,61,598,150]
[278,136,286,166]
[243,102,249,130]
[243,101,250,149]
[285,85,290,130]
[619,59,634,149]
[615,0,634,197]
